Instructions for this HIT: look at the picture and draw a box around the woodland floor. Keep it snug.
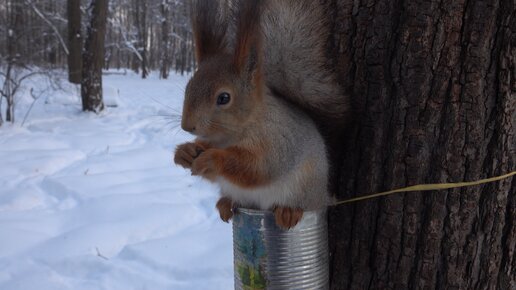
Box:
[0,71,233,289]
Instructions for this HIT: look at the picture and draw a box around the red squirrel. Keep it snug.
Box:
[174,0,349,229]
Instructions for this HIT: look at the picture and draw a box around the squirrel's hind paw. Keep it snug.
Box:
[274,206,303,229]
[216,197,234,223]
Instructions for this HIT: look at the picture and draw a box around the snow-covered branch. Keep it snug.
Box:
[25,0,69,55]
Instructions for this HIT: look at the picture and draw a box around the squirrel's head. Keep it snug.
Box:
[181,0,263,147]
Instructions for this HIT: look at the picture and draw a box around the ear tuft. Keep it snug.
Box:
[191,0,228,63]
[232,0,263,76]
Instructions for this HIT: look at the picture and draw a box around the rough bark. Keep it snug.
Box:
[329,0,515,289]
[67,0,82,84]
[81,0,108,113]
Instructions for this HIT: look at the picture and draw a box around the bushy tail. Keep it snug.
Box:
[262,0,350,126]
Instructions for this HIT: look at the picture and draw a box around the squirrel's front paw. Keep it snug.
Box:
[274,206,303,229]
[174,142,204,169]
[216,197,234,222]
[191,149,219,181]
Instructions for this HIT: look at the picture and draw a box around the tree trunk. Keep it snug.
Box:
[159,1,170,80]
[329,0,515,289]
[4,0,23,123]
[140,0,148,79]
[67,0,82,84]
[132,0,148,79]
[81,0,108,113]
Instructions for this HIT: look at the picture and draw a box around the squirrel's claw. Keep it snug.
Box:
[274,206,303,229]
[216,197,234,222]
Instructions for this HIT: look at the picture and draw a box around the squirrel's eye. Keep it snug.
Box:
[216,92,231,106]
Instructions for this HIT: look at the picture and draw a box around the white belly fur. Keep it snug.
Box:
[217,164,306,210]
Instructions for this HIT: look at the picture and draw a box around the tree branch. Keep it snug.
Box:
[25,0,69,55]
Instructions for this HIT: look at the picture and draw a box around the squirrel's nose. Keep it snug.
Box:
[181,120,196,133]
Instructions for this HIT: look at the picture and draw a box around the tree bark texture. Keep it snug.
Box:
[329,0,515,289]
[67,0,82,84]
[81,0,108,113]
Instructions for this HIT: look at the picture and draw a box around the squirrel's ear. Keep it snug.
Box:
[191,0,228,63]
[232,0,263,78]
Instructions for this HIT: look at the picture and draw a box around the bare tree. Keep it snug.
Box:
[67,0,82,84]
[1,0,196,77]
[159,0,171,79]
[0,0,66,125]
[1,0,24,123]
[132,0,149,78]
[81,0,108,112]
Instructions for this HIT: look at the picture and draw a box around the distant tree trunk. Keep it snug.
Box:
[132,0,148,79]
[67,0,82,84]
[179,24,187,76]
[159,1,170,79]
[3,65,14,123]
[81,0,108,113]
[140,1,148,79]
[329,0,515,289]
[4,0,23,123]
[4,1,15,123]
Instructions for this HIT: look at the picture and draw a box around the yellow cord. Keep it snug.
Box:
[333,170,515,206]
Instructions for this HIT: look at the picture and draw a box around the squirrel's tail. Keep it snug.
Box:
[262,0,350,126]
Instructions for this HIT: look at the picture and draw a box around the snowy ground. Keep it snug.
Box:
[0,71,233,289]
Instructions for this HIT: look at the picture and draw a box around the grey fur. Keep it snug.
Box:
[218,88,330,210]
[226,0,350,123]
[263,0,349,122]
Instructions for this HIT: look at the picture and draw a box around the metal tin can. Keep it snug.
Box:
[232,208,329,290]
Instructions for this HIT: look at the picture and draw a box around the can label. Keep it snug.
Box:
[232,208,329,290]
[233,212,267,289]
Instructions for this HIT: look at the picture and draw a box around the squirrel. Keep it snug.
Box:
[174,0,349,229]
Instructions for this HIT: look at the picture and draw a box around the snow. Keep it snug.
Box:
[0,71,233,290]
